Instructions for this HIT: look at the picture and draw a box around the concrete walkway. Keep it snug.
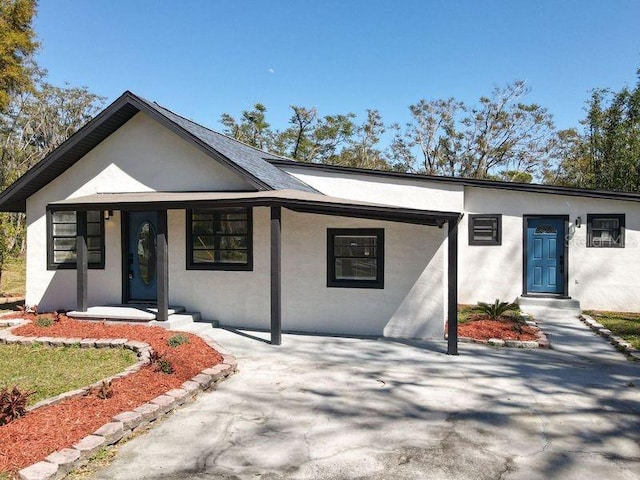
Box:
[91,313,640,480]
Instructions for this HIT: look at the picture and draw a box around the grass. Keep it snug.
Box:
[458,303,522,324]
[0,343,137,405]
[458,304,485,324]
[584,310,640,350]
[0,255,25,297]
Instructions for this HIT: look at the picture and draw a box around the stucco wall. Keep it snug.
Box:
[460,187,640,311]
[167,208,271,327]
[168,209,446,338]
[281,210,446,338]
[25,112,253,309]
[283,167,464,212]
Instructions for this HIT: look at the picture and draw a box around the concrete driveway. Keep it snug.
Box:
[92,315,640,479]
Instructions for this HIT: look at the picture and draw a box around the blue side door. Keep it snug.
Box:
[526,218,565,294]
[128,211,158,301]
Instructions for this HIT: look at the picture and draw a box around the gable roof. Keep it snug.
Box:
[269,159,640,203]
[0,91,317,212]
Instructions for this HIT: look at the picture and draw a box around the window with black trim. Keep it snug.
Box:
[327,228,384,288]
[187,207,252,270]
[469,214,502,245]
[47,210,104,269]
[587,214,625,248]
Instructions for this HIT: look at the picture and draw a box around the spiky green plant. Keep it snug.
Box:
[477,299,518,320]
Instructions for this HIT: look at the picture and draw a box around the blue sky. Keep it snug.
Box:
[35,0,640,134]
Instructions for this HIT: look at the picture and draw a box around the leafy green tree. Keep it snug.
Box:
[220,103,273,150]
[0,82,104,286]
[583,71,640,191]
[543,128,593,187]
[0,0,38,113]
[391,81,556,179]
[334,109,390,169]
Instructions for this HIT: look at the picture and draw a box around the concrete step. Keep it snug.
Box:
[69,305,186,322]
[194,319,220,328]
[175,322,215,335]
[145,305,186,315]
[150,312,202,329]
[517,296,581,317]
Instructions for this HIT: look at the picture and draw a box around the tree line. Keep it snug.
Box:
[220,73,640,190]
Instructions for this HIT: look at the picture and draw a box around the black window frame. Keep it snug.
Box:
[587,214,625,248]
[327,228,384,289]
[47,209,105,270]
[186,207,253,271]
[468,214,502,246]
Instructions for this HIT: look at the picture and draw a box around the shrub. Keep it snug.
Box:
[150,351,173,374]
[477,299,518,320]
[0,386,33,425]
[157,358,174,374]
[35,315,54,328]
[511,314,528,334]
[96,380,113,400]
[167,334,189,348]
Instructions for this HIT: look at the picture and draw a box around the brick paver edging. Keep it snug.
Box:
[457,319,551,349]
[580,314,640,361]
[0,318,237,480]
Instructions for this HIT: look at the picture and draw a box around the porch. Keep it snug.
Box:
[68,304,190,322]
[50,189,463,353]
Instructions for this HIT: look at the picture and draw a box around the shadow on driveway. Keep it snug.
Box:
[91,319,640,480]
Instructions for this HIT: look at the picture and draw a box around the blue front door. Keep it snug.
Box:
[526,218,565,294]
[128,211,158,301]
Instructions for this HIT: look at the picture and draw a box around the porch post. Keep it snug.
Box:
[447,218,459,355]
[76,210,88,312]
[270,206,282,345]
[156,210,169,322]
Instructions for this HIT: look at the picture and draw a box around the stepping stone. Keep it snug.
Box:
[18,461,58,480]
[45,448,81,475]
[93,421,124,445]
[113,410,144,430]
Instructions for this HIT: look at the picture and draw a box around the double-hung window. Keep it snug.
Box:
[187,207,252,270]
[587,214,625,248]
[327,228,384,288]
[47,210,104,269]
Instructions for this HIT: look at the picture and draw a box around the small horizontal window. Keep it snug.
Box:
[469,215,502,245]
[587,214,625,248]
[327,228,384,288]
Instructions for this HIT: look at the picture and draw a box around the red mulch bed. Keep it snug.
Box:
[458,315,539,341]
[0,315,222,474]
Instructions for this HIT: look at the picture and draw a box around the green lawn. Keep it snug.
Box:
[0,343,137,405]
[0,255,25,297]
[584,310,640,350]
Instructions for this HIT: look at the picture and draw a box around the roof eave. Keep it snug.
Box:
[270,159,640,203]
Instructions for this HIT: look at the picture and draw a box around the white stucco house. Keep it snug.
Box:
[0,91,637,353]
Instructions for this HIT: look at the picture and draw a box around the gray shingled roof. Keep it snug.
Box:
[136,97,317,193]
[0,91,317,212]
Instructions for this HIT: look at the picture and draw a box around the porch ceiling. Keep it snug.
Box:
[48,189,462,226]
